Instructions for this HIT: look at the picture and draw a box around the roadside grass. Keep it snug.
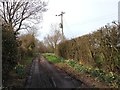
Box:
[42,53,120,88]
[43,53,64,63]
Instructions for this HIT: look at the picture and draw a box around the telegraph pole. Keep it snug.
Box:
[56,11,65,41]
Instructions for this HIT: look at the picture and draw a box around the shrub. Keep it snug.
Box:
[2,25,18,80]
[57,24,119,74]
[91,68,105,77]
[67,60,76,67]
[94,54,104,68]
[15,63,25,79]
[60,57,65,63]
[74,64,87,73]
[83,67,91,74]
[104,72,116,83]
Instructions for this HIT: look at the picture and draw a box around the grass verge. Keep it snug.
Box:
[42,53,64,63]
[43,53,119,88]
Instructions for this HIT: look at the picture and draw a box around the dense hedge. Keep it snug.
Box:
[57,24,120,74]
[2,24,18,80]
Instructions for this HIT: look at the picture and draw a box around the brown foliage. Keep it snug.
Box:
[57,24,120,73]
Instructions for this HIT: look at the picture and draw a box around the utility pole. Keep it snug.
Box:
[56,11,65,41]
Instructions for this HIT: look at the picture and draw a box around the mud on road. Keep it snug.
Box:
[25,56,88,88]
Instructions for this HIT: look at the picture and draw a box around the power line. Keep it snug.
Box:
[63,14,117,39]
[65,14,117,27]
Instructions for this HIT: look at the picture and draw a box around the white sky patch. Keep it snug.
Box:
[37,0,120,40]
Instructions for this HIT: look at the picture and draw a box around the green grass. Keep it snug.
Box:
[43,53,63,63]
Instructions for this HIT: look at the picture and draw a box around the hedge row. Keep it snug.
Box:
[2,24,18,80]
[57,24,120,74]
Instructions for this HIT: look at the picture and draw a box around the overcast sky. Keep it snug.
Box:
[37,0,120,41]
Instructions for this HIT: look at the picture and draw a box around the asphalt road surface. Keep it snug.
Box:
[25,56,87,88]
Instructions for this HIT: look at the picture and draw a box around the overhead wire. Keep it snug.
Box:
[63,13,118,38]
[64,13,117,29]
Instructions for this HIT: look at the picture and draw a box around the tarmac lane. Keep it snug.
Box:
[25,56,87,88]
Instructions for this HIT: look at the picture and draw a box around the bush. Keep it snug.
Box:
[91,68,105,77]
[57,24,119,74]
[94,54,103,68]
[67,60,76,67]
[2,25,18,80]
[15,63,25,79]
[74,64,87,73]
[104,72,116,83]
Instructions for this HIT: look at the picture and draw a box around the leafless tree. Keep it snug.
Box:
[44,24,63,52]
[0,0,47,35]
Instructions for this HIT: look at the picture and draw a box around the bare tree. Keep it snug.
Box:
[0,0,47,35]
[44,24,63,53]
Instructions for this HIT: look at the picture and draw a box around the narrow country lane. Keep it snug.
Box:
[25,57,53,88]
[25,56,88,88]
